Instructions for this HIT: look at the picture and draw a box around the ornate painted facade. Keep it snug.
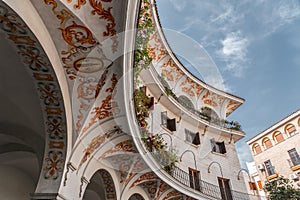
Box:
[0,0,258,199]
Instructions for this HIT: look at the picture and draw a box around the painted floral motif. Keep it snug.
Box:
[99,139,137,159]
[79,126,122,167]
[180,77,203,97]
[17,45,50,72]
[81,73,119,134]
[123,157,148,185]
[44,151,64,179]
[162,190,182,200]
[99,169,117,200]
[47,116,64,139]
[38,82,61,106]
[147,32,166,61]
[67,0,118,52]
[130,172,159,188]
[8,34,35,45]
[0,3,67,182]
[61,21,96,48]
[140,181,158,199]
[202,90,224,107]
[154,181,171,200]
[107,154,133,184]
[161,58,184,82]
[226,100,241,116]
[0,5,27,34]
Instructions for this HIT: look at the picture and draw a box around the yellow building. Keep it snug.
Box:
[247,109,300,190]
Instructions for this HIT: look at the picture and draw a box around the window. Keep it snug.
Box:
[286,124,297,136]
[262,138,272,149]
[264,160,275,176]
[257,181,263,190]
[288,148,300,167]
[273,131,284,143]
[211,139,226,154]
[185,129,200,145]
[161,111,176,132]
[252,143,262,155]
[189,168,201,191]
[218,177,233,200]
[248,182,257,191]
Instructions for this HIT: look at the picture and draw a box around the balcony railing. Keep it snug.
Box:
[170,166,261,200]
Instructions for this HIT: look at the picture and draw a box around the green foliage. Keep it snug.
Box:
[133,0,179,174]
[134,1,155,79]
[264,176,300,200]
[134,87,152,128]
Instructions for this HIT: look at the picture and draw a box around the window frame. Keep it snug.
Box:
[273,131,284,143]
[252,143,262,155]
[288,148,300,167]
[211,139,226,154]
[264,160,275,176]
[262,138,272,149]
[161,111,176,132]
[185,129,200,146]
[286,125,297,136]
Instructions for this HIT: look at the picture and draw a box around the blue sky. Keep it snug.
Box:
[156,0,300,168]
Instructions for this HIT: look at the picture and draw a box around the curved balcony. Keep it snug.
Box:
[124,0,261,199]
[140,64,245,141]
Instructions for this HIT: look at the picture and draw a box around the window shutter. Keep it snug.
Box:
[161,111,167,126]
[249,182,257,190]
[147,97,154,110]
[248,182,253,190]
[257,181,263,190]
[254,145,262,154]
[189,169,194,189]
[210,138,216,152]
[167,118,176,131]
[275,133,284,143]
[288,126,296,133]
[193,132,200,145]
[220,141,226,154]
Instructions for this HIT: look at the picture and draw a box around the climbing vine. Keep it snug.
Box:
[133,0,178,173]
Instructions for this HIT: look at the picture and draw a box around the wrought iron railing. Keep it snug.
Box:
[171,166,261,200]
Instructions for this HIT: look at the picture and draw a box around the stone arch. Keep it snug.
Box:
[0,1,69,198]
[129,193,145,200]
[83,169,117,200]
[285,123,297,136]
[262,137,272,149]
[272,131,284,143]
[251,143,262,155]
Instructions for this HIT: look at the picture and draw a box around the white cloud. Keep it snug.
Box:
[169,0,187,12]
[218,31,249,77]
[261,0,300,36]
[236,143,253,169]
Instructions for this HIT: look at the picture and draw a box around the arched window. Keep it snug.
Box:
[273,131,284,143]
[262,138,273,149]
[285,124,297,136]
[252,143,262,155]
